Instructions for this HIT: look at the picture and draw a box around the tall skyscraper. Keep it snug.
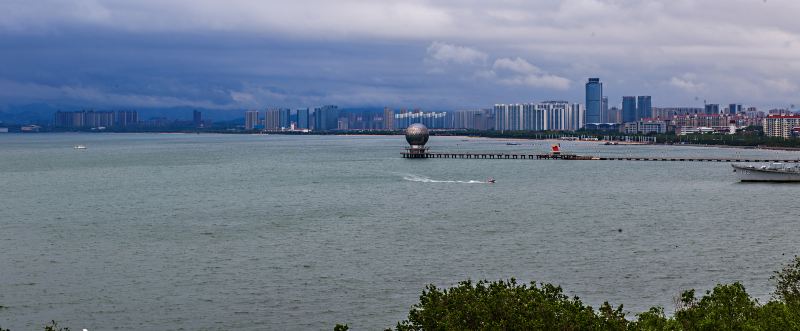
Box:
[705,104,720,115]
[601,96,608,123]
[585,78,602,124]
[244,110,259,130]
[313,105,338,131]
[193,110,202,127]
[265,109,281,130]
[729,104,742,115]
[637,96,652,120]
[296,108,309,129]
[279,108,291,128]
[384,107,395,130]
[622,96,637,123]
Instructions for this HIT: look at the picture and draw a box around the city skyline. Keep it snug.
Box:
[2,0,800,115]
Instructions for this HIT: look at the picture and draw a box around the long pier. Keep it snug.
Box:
[401,151,800,163]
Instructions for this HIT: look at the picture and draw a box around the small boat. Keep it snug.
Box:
[486,177,496,183]
[73,145,87,149]
[732,163,800,182]
[506,142,521,146]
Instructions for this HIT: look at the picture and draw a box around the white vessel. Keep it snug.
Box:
[732,163,800,182]
[73,145,87,149]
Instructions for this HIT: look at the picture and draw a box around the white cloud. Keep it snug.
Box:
[487,57,570,90]
[426,41,487,65]
[668,74,704,93]
[493,57,542,75]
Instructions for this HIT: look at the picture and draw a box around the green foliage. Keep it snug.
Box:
[672,283,759,330]
[393,278,627,331]
[773,255,800,305]
[379,256,800,331]
[43,320,70,331]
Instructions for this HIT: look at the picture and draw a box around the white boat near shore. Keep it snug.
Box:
[73,145,87,150]
[732,163,800,182]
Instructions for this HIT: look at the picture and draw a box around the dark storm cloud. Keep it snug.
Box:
[1,0,799,111]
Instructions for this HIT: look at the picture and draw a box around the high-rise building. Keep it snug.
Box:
[383,107,395,130]
[493,102,583,131]
[705,104,720,114]
[278,108,291,129]
[601,96,609,122]
[313,105,338,131]
[637,96,652,120]
[117,110,138,128]
[729,104,742,115]
[265,109,281,130]
[54,110,117,128]
[764,115,800,138]
[585,78,603,124]
[622,96,637,123]
[296,108,309,129]
[193,110,202,127]
[244,110,259,130]
[607,107,622,124]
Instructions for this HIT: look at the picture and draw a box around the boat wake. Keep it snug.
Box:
[402,174,485,184]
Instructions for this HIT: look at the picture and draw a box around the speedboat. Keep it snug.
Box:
[732,163,800,182]
[486,177,496,183]
[73,145,87,150]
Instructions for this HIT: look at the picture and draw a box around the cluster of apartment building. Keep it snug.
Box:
[54,110,140,129]
[53,110,205,130]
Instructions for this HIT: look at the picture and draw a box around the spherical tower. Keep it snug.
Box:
[404,123,430,158]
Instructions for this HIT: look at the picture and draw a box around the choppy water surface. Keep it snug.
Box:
[1,133,799,330]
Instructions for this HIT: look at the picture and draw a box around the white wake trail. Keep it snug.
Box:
[402,174,485,184]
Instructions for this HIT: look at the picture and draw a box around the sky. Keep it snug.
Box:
[2,0,800,114]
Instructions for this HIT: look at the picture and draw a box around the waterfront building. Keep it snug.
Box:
[384,107,395,130]
[451,110,482,129]
[671,114,728,128]
[705,104,720,114]
[622,96,636,123]
[493,101,583,131]
[585,123,620,131]
[764,115,800,138]
[493,104,523,131]
[244,110,259,130]
[585,78,603,124]
[622,119,667,134]
[193,110,202,127]
[394,110,448,129]
[607,106,621,124]
[296,108,309,129]
[278,108,291,129]
[265,109,281,130]
[54,110,117,129]
[313,105,338,131]
[651,107,703,120]
[637,96,652,120]
[602,96,609,123]
[117,110,138,128]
